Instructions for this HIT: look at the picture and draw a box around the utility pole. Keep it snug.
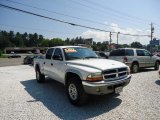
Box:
[150,22,154,53]
[109,32,112,52]
[117,32,120,49]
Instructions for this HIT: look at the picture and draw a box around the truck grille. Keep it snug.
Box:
[102,67,128,80]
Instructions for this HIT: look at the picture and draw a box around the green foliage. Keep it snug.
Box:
[41,39,49,47]
[49,38,64,47]
[131,41,143,48]
[0,30,46,49]
[1,30,145,53]
[0,49,2,56]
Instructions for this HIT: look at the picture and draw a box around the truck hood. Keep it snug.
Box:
[66,59,127,71]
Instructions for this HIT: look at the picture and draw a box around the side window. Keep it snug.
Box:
[46,48,54,59]
[117,49,125,56]
[125,49,134,56]
[136,50,145,56]
[53,48,63,60]
[110,49,125,56]
[144,50,151,56]
[110,50,119,56]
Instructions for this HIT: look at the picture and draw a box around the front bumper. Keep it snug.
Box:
[82,75,131,95]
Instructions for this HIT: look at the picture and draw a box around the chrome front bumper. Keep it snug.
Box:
[82,75,131,95]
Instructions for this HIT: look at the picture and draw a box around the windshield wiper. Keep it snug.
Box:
[68,56,81,60]
[83,56,98,59]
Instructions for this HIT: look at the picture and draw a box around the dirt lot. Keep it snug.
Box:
[0,65,160,120]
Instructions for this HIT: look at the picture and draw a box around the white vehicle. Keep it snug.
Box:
[34,46,131,106]
[109,48,160,73]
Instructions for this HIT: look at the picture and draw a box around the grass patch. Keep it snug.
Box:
[0,55,8,58]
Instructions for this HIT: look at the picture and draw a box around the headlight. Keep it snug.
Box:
[86,72,103,82]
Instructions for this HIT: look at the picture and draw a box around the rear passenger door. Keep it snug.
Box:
[136,50,146,67]
[44,48,54,77]
[144,50,155,67]
[51,48,65,83]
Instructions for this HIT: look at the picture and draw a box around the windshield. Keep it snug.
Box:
[63,47,98,60]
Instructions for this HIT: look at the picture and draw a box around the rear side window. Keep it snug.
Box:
[53,48,63,60]
[136,50,145,56]
[125,49,134,56]
[144,50,151,56]
[110,49,125,56]
[46,48,54,59]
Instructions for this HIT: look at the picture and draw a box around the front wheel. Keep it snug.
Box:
[154,61,159,70]
[36,68,45,83]
[66,77,88,106]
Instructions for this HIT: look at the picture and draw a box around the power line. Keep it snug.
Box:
[4,0,149,31]
[80,0,149,23]
[0,23,78,35]
[0,3,149,37]
[3,0,123,29]
[68,0,149,28]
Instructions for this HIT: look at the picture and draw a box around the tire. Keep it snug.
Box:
[66,77,88,106]
[131,63,139,73]
[36,67,45,83]
[154,61,159,70]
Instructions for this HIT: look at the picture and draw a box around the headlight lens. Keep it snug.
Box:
[86,73,103,82]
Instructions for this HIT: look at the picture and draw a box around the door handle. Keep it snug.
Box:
[44,62,45,64]
[51,63,53,66]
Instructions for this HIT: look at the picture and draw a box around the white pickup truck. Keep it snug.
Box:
[34,46,131,106]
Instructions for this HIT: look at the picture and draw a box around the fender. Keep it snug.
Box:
[65,69,83,82]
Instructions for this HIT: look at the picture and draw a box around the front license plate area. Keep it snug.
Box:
[115,87,123,93]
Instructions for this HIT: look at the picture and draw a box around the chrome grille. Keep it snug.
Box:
[102,67,128,80]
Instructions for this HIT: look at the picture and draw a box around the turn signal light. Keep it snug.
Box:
[86,73,103,82]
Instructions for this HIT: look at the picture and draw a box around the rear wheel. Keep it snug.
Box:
[36,67,45,83]
[66,77,88,106]
[131,63,139,73]
[154,61,159,70]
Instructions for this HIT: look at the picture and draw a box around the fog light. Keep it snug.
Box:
[96,88,100,92]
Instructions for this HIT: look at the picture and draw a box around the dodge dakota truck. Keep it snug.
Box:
[34,46,131,106]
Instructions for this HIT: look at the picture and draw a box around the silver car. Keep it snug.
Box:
[109,48,160,73]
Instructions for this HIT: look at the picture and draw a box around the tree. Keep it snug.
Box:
[49,38,64,47]
[38,35,44,46]
[33,33,38,47]
[9,31,15,46]
[0,31,12,50]
[22,32,28,47]
[64,38,70,45]
[14,32,24,47]
[131,41,143,48]
[28,34,34,47]
[41,39,49,47]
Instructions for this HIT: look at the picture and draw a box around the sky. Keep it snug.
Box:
[0,0,160,45]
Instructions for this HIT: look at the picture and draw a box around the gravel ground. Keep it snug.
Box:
[0,65,160,120]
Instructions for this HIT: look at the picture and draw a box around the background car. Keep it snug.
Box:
[23,55,44,65]
[109,48,160,73]
[95,51,108,59]
[8,53,21,58]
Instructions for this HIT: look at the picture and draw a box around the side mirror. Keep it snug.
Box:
[150,54,153,57]
[53,55,63,61]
